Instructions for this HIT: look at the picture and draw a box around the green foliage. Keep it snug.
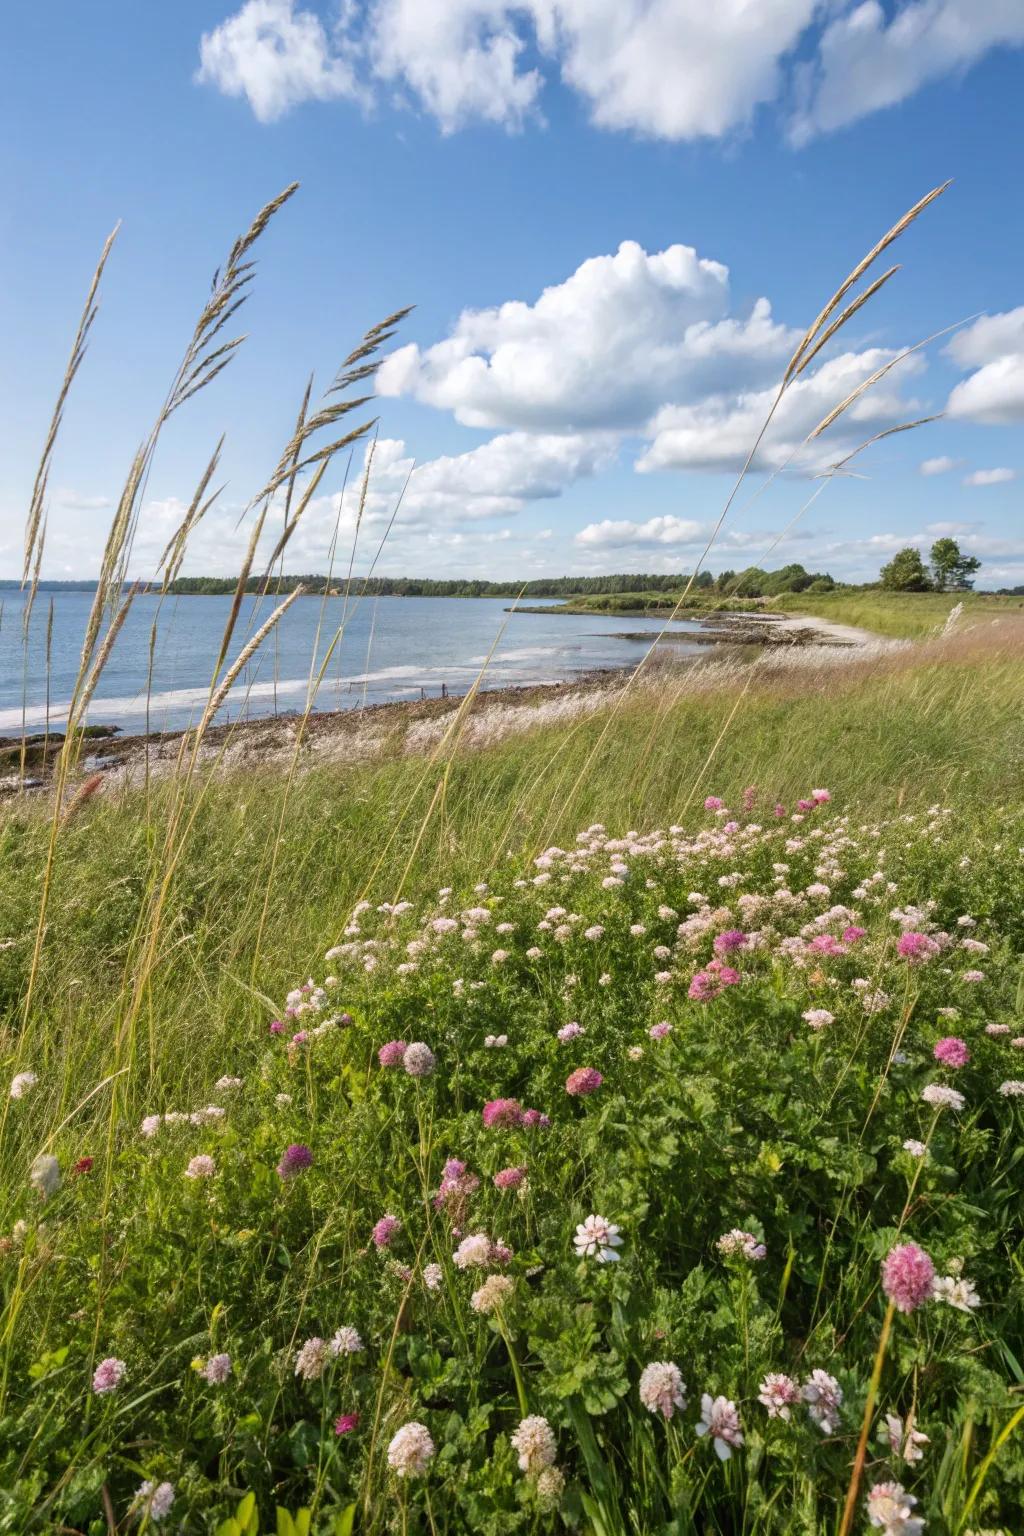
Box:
[931,537,982,592]
[880,546,934,591]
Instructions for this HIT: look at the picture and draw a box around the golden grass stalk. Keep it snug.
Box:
[196,585,307,740]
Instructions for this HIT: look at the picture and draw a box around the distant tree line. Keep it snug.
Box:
[162,565,837,599]
[879,538,982,593]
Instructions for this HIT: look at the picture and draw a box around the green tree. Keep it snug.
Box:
[930,537,981,591]
[879,547,933,591]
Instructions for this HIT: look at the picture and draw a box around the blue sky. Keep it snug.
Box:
[1,1,1022,585]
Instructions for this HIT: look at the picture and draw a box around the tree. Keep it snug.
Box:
[930,537,981,591]
[879,547,933,591]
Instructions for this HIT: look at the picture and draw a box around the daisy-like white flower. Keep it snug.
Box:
[573,1215,623,1262]
[802,1369,843,1433]
[695,1394,743,1459]
[880,1411,929,1464]
[932,1273,981,1311]
[758,1373,801,1420]
[865,1481,924,1534]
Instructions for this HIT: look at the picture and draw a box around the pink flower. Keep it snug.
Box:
[758,1373,801,1420]
[742,786,758,812]
[92,1357,126,1394]
[482,1098,522,1129]
[713,930,747,955]
[811,788,831,803]
[649,1021,672,1040]
[276,1143,313,1180]
[897,932,940,964]
[933,1036,970,1068]
[881,1242,935,1314]
[774,803,786,818]
[842,925,867,944]
[519,1107,550,1128]
[565,1067,603,1097]
[372,1213,401,1249]
[688,959,741,1001]
[378,1040,407,1067]
[335,1412,360,1435]
[557,1022,585,1042]
[704,796,724,811]
[493,1165,526,1190]
[435,1159,480,1208]
[269,1020,285,1035]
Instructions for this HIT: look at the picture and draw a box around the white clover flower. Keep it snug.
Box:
[573,1215,622,1263]
[510,1415,557,1475]
[638,1361,687,1419]
[387,1421,435,1477]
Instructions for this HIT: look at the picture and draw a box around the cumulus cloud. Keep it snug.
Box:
[378,240,796,432]
[574,516,794,552]
[946,307,1024,424]
[637,348,924,475]
[197,1,1024,142]
[197,0,362,122]
[963,466,1016,486]
[919,455,958,476]
[792,0,1024,143]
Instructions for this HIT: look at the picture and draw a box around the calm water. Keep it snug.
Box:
[0,591,704,737]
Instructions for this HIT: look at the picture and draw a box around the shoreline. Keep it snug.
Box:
[0,612,892,796]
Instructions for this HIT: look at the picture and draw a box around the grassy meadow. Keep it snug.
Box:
[3,183,1024,1534]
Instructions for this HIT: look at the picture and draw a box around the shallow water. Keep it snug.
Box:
[0,591,704,736]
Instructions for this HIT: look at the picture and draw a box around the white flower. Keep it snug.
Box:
[803,1369,843,1433]
[484,1034,508,1048]
[902,1139,928,1158]
[510,1415,557,1475]
[866,1481,923,1534]
[881,1411,929,1463]
[932,1274,980,1311]
[471,1274,514,1314]
[453,1233,494,1269]
[294,1337,329,1382]
[534,1464,565,1510]
[638,1361,687,1419]
[215,1075,243,1091]
[330,1326,364,1355]
[695,1393,743,1459]
[422,1263,443,1291]
[185,1154,216,1179]
[403,1042,436,1078]
[573,1215,623,1262]
[9,1071,37,1100]
[135,1481,175,1522]
[921,1083,965,1111]
[275,1092,293,1106]
[140,1114,163,1137]
[29,1155,60,1200]
[201,1353,232,1384]
[387,1421,435,1477]
[716,1229,766,1262]
[999,1080,1024,1097]
[758,1373,801,1420]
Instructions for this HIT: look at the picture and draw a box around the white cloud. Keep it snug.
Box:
[638,348,924,475]
[963,466,1016,486]
[378,240,796,432]
[197,0,362,122]
[946,307,1024,424]
[792,0,1024,142]
[574,516,794,552]
[54,488,114,509]
[198,1,1024,142]
[919,455,958,476]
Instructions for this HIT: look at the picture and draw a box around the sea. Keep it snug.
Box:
[0,590,706,738]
